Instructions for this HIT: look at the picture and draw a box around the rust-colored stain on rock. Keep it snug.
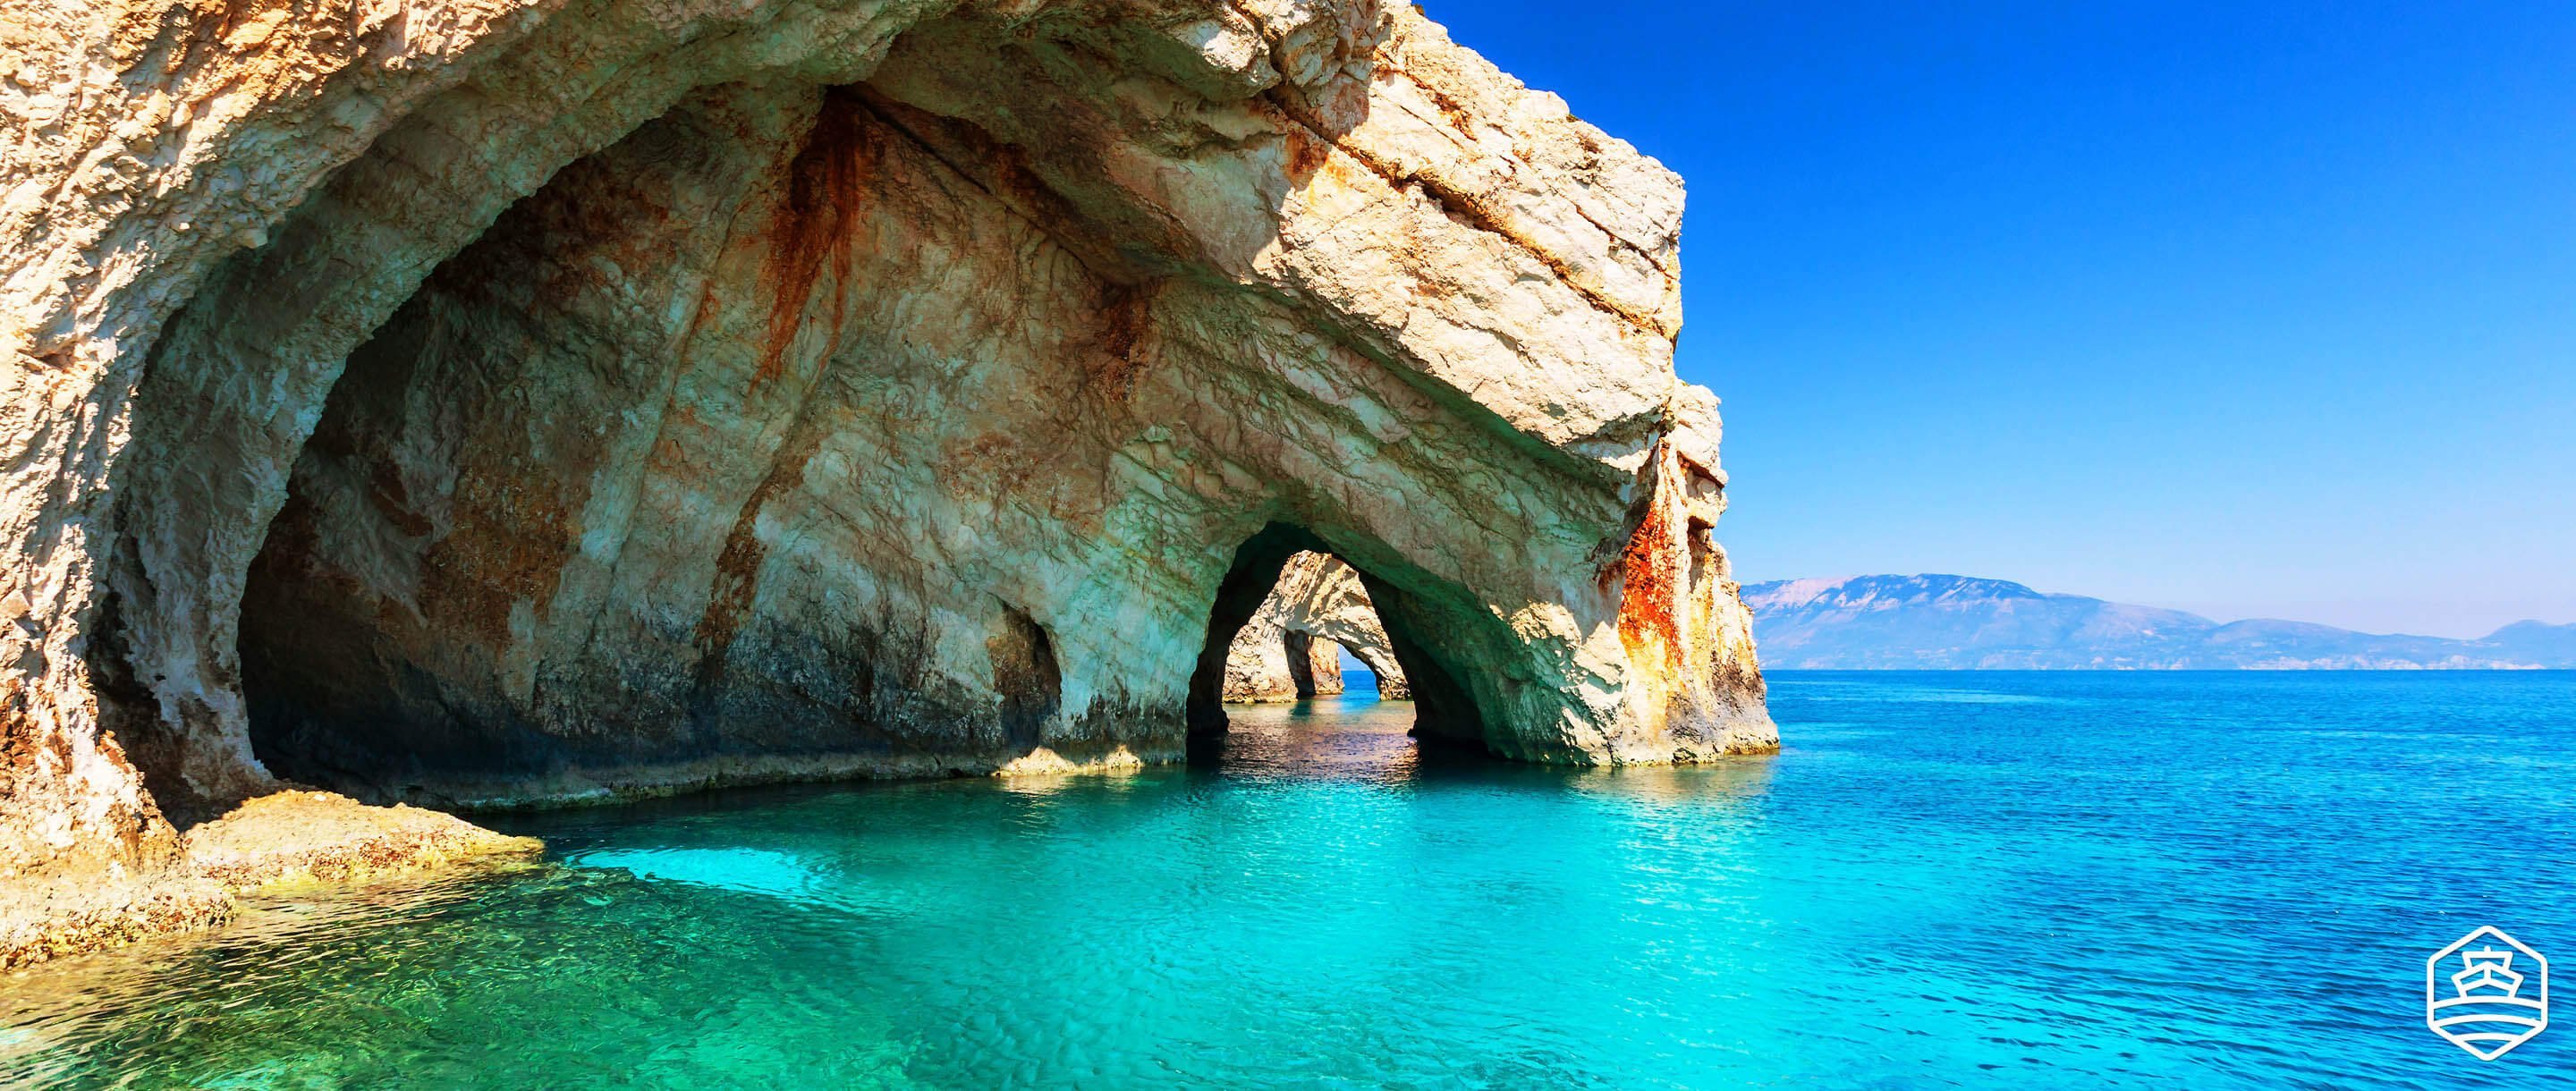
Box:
[1088,284,1154,400]
[1612,457,1687,673]
[693,425,827,660]
[6,0,1771,968]
[417,471,577,651]
[1282,124,1333,182]
[755,89,878,389]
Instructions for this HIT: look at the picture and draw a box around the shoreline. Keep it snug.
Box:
[2,791,538,971]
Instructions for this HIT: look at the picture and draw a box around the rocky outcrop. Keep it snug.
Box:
[1,0,1772,960]
[183,791,541,895]
[1224,551,1410,700]
[1,791,536,970]
[1225,625,1345,703]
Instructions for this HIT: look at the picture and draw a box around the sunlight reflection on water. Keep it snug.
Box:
[563,847,826,900]
[6,674,2573,1088]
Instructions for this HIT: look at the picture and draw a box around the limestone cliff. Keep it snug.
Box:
[1224,551,1410,701]
[0,0,1772,959]
[1226,623,1347,703]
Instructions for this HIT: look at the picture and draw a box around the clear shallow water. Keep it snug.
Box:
[7,672,2575,1088]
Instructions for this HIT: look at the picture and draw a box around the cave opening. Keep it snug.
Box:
[181,65,1311,806]
[1184,523,1487,761]
[189,80,955,805]
[1219,555,1408,705]
[85,3,1582,817]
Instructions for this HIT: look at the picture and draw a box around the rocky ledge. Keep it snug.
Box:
[1,0,1772,962]
[2,792,536,970]
[184,791,541,895]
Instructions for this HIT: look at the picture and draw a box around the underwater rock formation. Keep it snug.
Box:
[0,0,1771,960]
[1224,551,1411,701]
[0,790,537,970]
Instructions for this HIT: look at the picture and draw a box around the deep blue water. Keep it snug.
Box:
[5,672,2573,1087]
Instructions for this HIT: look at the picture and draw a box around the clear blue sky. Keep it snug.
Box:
[1430,2,2576,638]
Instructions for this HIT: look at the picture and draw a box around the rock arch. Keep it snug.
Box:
[1223,551,1411,701]
[0,0,1773,945]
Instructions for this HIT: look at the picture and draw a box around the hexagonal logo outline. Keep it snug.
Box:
[2427,926,2548,1061]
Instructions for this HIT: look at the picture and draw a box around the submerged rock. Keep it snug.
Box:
[0,0,1773,960]
[1224,552,1411,701]
[1,791,534,970]
[0,873,232,975]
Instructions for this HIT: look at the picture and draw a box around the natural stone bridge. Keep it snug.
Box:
[0,0,1770,960]
[1224,552,1411,702]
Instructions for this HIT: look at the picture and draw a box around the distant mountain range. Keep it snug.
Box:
[1742,574,2576,670]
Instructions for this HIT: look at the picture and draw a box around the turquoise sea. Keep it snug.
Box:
[5,672,2573,1088]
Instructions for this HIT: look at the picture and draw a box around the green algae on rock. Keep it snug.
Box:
[2,791,534,970]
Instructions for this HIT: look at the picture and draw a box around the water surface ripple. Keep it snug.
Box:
[5,672,2572,1087]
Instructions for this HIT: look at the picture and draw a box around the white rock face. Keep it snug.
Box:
[1224,551,1410,701]
[1224,626,1347,704]
[0,0,1773,951]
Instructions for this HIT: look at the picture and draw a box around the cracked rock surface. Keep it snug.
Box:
[0,0,1770,963]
